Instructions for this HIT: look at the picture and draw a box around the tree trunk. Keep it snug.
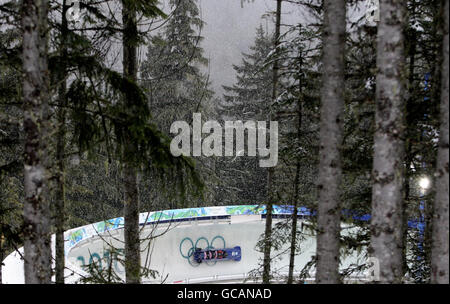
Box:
[122,0,141,284]
[55,0,69,284]
[402,146,411,277]
[263,0,282,284]
[431,0,449,284]
[315,0,346,284]
[22,0,52,284]
[287,79,302,284]
[370,0,406,284]
[123,163,141,283]
[0,229,3,284]
[403,0,417,276]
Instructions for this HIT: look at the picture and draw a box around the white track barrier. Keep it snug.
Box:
[1,205,367,284]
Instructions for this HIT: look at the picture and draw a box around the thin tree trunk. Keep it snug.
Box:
[122,0,141,284]
[431,0,449,284]
[403,0,417,276]
[22,0,52,284]
[263,0,282,284]
[315,0,346,284]
[123,164,140,283]
[287,78,302,284]
[370,0,406,284]
[402,147,411,277]
[55,0,69,284]
[0,228,3,284]
[54,92,66,285]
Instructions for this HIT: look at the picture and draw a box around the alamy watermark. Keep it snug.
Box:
[170,113,279,168]
[62,2,279,168]
[66,0,81,22]
[367,257,380,282]
[365,0,380,24]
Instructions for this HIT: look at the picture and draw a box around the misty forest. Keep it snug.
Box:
[0,0,448,284]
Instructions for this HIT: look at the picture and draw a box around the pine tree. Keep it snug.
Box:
[53,0,70,284]
[142,0,212,133]
[370,0,407,283]
[216,25,273,205]
[141,0,214,209]
[1,7,28,284]
[282,24,321,284]
[221,26,273,121]
[122,0,141,284]
[263,0,282,284]
[21,0,52,284]
[316,0,346,284]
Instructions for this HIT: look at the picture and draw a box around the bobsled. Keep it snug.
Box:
[193,246,241,263]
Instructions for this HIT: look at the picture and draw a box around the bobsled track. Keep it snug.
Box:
[2,205,368,284]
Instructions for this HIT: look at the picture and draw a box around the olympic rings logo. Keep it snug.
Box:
[179,236,226,267]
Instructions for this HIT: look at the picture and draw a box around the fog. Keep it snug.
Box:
[198,0,303,97]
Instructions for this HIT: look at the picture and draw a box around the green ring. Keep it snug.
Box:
[179,237,194,259]
[211,235,226,249]
[194,237,210,251]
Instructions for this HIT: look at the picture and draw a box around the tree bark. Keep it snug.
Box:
[263,0,282,284]
[22,0,52,284]
[55,0,69,284]
[370,0,406,284]
[122,0,141,284]
[123,163,141,283]
[431,0,449,284]
[315,0,346,284]
[287,78,302,284]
